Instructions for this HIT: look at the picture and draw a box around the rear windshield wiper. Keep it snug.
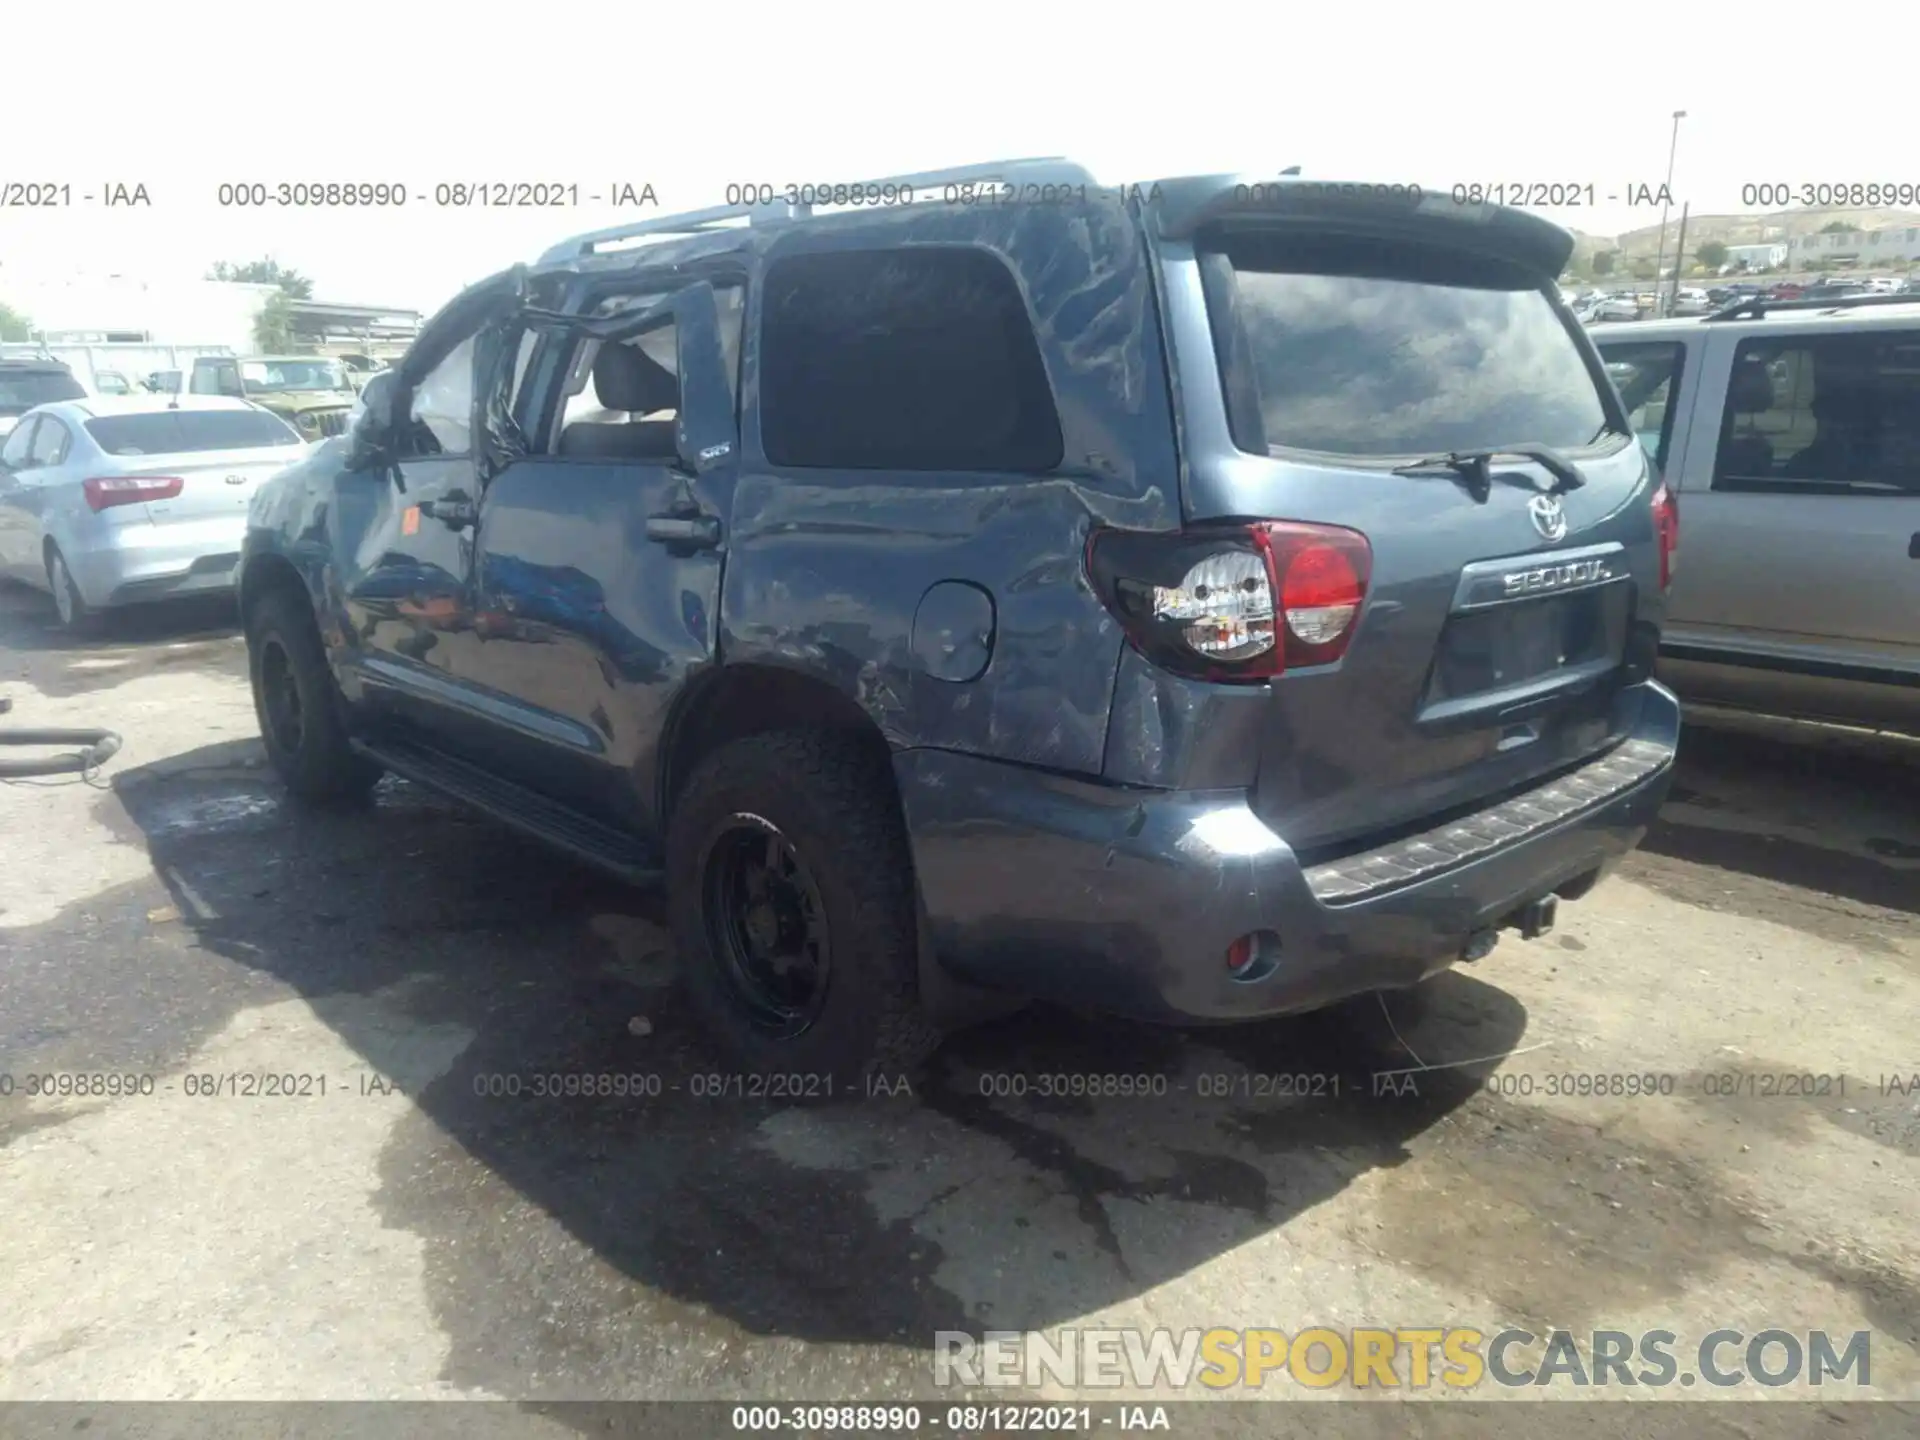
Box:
[1390,444,1587,503]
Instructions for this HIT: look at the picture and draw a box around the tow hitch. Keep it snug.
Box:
[1510,893,1560,941]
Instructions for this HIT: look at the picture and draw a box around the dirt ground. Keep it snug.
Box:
[1,583,1915,1433]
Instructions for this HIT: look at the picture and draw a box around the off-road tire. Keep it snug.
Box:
[245,589,382,805]
[667,730,943,1090]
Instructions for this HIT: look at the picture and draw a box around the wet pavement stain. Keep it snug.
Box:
[1363,1092,1920,1350]
[1662,784,1725,810]
[1670,1059,1920,1160]
[1634,819,1919,921]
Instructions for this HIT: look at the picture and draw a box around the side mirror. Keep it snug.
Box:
[345,371,401,471]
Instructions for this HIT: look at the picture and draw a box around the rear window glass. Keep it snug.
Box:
[0,370,87,415]
[84,409,302,454]
[1201,235,1614,460]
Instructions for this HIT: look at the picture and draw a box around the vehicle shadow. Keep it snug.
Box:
[1631,715,1920,921]
[105,740,1526,1388]
[0,582,243,699]
[0,579,240,653]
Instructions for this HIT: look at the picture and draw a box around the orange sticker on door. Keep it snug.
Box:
[401,506,420,536]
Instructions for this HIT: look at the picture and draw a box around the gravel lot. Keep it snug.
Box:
[2,581,1916,1431]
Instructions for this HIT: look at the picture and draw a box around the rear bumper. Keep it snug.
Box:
[63,516,246,609]
[897,680,1680,1023]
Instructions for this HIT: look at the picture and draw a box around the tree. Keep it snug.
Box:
[1592,250,1616,277]
[0,300,33,342]
[207,258,314,299]
[253,292,297,351]
[1818,220,1854,235]
[1630,257,1657,281]
[1697,240,1728,269]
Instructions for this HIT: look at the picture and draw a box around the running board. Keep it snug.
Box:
[351,735,662,885]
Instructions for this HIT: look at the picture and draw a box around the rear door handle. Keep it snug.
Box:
[646,513,721,549]
[1909,532,1919,559]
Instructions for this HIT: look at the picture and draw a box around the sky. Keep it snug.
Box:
[5,0,1920,317]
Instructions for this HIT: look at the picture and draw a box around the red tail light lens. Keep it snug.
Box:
[1650,482,1679,591]
[1087,521,1373,682]
[84,475,184,512]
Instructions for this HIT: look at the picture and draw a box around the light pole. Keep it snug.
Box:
[1650,110,1687,315]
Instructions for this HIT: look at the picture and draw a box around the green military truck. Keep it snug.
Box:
[188,354,357,440]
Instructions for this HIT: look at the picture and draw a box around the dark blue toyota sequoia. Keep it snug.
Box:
[240,159,1681,1083]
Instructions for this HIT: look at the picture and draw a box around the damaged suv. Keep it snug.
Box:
[240,161,1680,1082]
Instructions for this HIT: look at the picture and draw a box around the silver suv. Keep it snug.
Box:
[1594,294,1920,735]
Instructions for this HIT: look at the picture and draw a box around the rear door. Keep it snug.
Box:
[1662,322,1920,728]
[13,415,84,574]
[0,417,45,575]
[1153,184,1665,852]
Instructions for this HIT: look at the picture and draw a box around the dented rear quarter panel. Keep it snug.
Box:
[722,195,1181,772]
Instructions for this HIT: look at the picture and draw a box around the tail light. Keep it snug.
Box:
[1087,521,1373,682]
[1650,482,1679,591]
[84,475,183,512]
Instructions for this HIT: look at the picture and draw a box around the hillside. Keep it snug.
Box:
[1569,207,1920,259]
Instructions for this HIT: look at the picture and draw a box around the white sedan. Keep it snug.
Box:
[0,395,311,631]
[1577,296,1641,323]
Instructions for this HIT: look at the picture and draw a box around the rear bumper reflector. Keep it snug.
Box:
[1304,737,1675,903]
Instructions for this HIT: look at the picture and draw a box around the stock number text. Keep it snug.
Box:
[976,1072,1168,1099]
[1742,182,1918,208]
[1485,1071,1676,1099]
[218,182,407,207]
[725,181,917,208]
[1,1072,156,1098]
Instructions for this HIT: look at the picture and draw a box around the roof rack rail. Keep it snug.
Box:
[534,157,1098,268]
[1703,290,1919,322]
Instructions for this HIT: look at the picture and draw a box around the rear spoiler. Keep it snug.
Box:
[1144,175,1575,278]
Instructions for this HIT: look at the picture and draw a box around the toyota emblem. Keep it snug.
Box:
[1528,493,1568,543]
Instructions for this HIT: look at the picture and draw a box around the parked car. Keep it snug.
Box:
[0,357,86,441]
[144,369,184,395]
[1578,295,1640,323]
[0,395,309,631]
[1670,288,1713,317]
[1592,293,1920,735]
[189,354,357,441]
[240,161,1680,1082]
